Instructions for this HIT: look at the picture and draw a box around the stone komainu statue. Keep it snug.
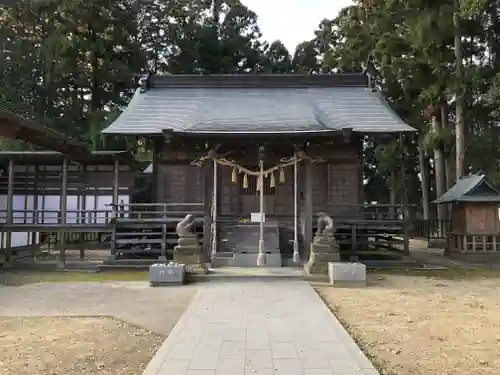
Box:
[304,212,340,275]
[315,212,335,237]
[176,214,198,237]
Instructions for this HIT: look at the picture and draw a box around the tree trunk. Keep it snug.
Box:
[432,116,447,221]
[417,141,430,220]
[441,106,455,190]
[454,10,466,179]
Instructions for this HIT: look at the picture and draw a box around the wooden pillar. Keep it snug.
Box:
[210,159,218,262]
[113,159,119,205]
[59,157,68,267]
[157,203,167,261]
[202,161,213,263]
[303,160,313,260]
[23,165,28,228]
[257,155,265,266]
[5,158,14,264]
[80,164,87,260]
[110,158,119,259]
[152,138,160,202]
[31,165,39,247]
[292,153,300,263]
[351,224,357,257]
[400,133,410,255]
[358,136,365,205]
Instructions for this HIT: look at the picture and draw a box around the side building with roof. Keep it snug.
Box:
[0,110,141,266]
[101,73,415,266]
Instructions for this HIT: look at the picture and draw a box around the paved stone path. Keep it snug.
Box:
[144,280,379,375]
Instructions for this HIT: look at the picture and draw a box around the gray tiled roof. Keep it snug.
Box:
[101,75,415,135]
[433,174,500,203]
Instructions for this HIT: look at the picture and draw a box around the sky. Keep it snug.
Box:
[241,0,355,52]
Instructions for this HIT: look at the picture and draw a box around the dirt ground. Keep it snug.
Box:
[317,274,500,375]
[0,279,197,375]
[0,316,163,375]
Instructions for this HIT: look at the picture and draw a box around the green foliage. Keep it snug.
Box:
[0,0,295,151]
[422,125,455,155]
[2,0,500,207]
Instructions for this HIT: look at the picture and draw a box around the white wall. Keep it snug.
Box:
[0,194,130,248]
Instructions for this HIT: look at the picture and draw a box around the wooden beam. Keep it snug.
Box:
[342,127,353,143]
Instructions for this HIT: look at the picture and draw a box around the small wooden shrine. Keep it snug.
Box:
[434,173,500,262]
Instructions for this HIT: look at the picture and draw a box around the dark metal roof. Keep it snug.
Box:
[433,174,500,203]
[101,73,415,136]
[148,73,369,88]
[0,110,91,162]
[0,150,141,168]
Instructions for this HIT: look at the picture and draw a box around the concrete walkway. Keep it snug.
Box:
[144,280,379,375]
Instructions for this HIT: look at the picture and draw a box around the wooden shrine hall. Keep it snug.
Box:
[101,73,416,267]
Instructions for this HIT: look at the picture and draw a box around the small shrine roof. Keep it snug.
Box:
[433,173,500,204]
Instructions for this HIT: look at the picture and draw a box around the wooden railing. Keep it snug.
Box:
[109,202,204,221]
[411,219,451,239]
[0,209,113,225]
[325,204,407,221]
[449,232,500,253]
[0,203,206,227]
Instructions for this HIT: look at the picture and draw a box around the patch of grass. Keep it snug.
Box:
[369,267,500,279]
[0,270,149,286]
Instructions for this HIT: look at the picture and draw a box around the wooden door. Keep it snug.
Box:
[238,174,275,217]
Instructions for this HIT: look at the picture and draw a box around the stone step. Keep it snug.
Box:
[212,253,282,267]
[190,267,306,282]
[102,258,168,266]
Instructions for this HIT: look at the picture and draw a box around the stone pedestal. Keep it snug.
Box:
[173,235,207,274]
[149,263,186,285]
[304,235,340,275]
[328,262,366,287]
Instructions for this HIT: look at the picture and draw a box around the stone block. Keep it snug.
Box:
[149,263,185,286]
[328,262,366,287]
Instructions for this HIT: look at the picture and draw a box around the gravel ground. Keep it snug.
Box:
[317,274,500,375]
[0,281,197,375]
[0,316,163,375]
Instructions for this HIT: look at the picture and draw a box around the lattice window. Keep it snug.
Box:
[238,174,275,196]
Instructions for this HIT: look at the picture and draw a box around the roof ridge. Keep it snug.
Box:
[143,73,369,90]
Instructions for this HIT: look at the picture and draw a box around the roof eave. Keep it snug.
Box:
[162,129,343,137]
